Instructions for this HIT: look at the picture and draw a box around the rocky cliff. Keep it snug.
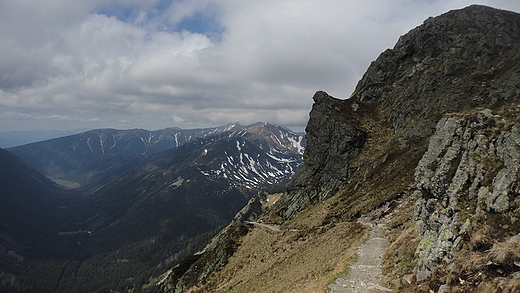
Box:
[162,5,520,293]
[413,109,520,291]
[278,91,367,220]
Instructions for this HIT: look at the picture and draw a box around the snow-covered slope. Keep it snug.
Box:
[192,123,304,189]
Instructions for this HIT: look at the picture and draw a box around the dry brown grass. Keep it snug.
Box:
[489,240,520,269]
[435,234,520,292]
[328,136,426,224]
[381,196,421,291]
[181,98,520,293]
[449,250,488,280]
[499,272,520,293]
[186,195,369,293]
[470,226,498,251]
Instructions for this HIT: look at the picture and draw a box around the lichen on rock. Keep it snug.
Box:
[413,110,520,280]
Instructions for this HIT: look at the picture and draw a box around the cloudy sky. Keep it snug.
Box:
[1,0,519,133]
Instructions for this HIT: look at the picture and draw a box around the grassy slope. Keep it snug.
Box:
[187,196,368,293]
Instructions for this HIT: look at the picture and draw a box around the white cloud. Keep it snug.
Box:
[1,0,520,132]
[1,112,82,121]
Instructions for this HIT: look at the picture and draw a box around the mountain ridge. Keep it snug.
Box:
[3,4,520,293]
[7,122,301,187]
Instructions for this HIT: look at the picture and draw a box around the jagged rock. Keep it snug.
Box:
[402,273,416,285]
[229,192,266,226]
[398,119,437,149]
[438,284,449,293]
[354,5,520,133]
[349,6,520,280]
[277,91,366,220]
[413,110,520,278]
[277,5,520,222]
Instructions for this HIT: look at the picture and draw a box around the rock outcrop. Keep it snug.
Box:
[414,109,520,280]
[278,91,366,220]
[355,5,520,133]
[278,5,520,222]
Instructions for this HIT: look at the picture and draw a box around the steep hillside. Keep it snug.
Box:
[0,148,84,292]
[167,5,520,293]
[7,123,243,185]
[0,148,83,254]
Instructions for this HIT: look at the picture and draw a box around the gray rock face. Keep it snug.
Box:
[413,110,520,279]
[349,5,520,283]
[354,5,520,133]
[278,91,366,220]
[228,192,266,225]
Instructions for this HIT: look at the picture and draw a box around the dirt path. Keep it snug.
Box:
[328,202,400,293]
[246,221,281,231]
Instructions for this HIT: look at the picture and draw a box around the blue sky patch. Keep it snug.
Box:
[93,2,141,23]
[93,1,224,40]
[175,11,225,41]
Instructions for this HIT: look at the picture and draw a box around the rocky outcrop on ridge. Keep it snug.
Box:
[355,5,520,133]
[276,5,520,223]
[413,109,520,281]
[278,91,367,220]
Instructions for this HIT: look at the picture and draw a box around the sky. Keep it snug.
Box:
[1,0,520,133]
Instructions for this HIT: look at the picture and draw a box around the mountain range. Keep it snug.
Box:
[0,122,304,292]
[7,123,246,186]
